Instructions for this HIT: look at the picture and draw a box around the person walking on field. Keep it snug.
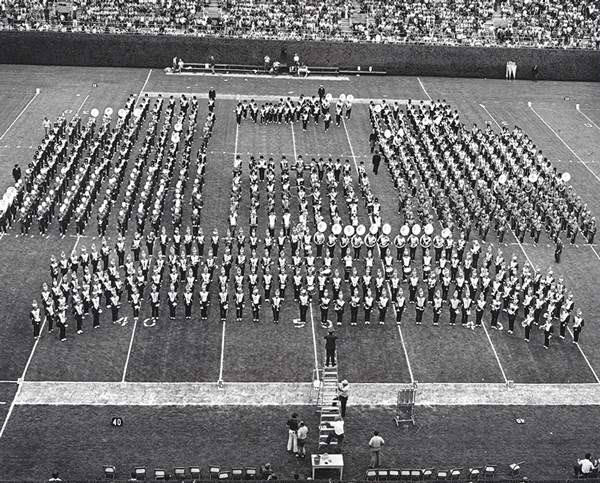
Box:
[368,430,385,468]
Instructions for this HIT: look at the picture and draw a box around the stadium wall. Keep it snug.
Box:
[1,31,599,82]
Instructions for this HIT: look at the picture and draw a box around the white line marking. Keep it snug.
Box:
[121,318,139,383]
[308,304,319,376]
[75,94,90,115]
[217,122,240,384]
[342,117,415,383]
[217,321,227,385]
[481,322,509,385]
[589,245,600,261]
[136,69,153,105]
[508,227,599,383]
[0,381,19,384]
[0,89,40,141]
[529,104,600,183]
[290,121,320,376]
[479,104,501,129]
[576,107,600,130]
[417,78,432,102]
[567,328,600,384]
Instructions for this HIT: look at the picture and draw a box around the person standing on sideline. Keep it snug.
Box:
[264,54,271,72]
[209,55,215,74]
[337,379,349,417]
[368,430,385,468]
[43,117,52,136]
[286,412,300,454]
[318,85,325,102]
[532,64,539,81]
[296,421,308,459]
[324,329,338,366]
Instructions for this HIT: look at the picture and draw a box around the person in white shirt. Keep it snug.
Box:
[296,421,308,459]
[368,430,385,468]
[324,415,344,448]
[578,453,598,477]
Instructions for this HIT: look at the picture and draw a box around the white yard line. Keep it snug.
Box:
[136,69,153,106]
[216,122,240,385]
[290,121,320,375]
[566,328,600,384]
[342,117,415,384]
[75,94,90,115]
[529,104,600,183]
[0,89,40,141]
[417,78,432,102]
[121,318,139,383]
[481,322,509,385]
[576,106,600,130]
[479,104,501,129]
[217,321,227,386]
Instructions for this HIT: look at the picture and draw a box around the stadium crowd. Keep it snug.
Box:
[0,0,598,49]
[13,91,585,350]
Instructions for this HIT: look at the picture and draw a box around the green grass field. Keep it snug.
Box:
[0,65,599,481]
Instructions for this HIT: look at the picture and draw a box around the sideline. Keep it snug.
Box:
[0,88,40,141]
[13,380,600,406]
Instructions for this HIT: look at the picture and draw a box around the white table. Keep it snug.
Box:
[311,454,344,480]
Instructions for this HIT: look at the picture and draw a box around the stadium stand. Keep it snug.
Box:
[0,0,597,49]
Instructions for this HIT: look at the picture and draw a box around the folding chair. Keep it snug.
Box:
[388,468,400,481]
[243,467,257,480]
[208,466,220,479]
[154,469,167,481]
[509,463,524,479]
[436,469,449,481]
[173,468,186,480]
[103,466,116,481]
[219,470,231,481]
[189,467,202,480]
[135,468,147,481]
[366,469,377,481]
[421,468,435,480]
[468,468,482,480]
[378,469,390,481]
[449,468,463,480]
[232,468,243,480]
[483,465,497,480]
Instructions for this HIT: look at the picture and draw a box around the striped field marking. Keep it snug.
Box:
[0,88,40,141]
[341,116,415,384]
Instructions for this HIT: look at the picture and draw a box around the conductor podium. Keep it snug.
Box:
[394,383,417,426]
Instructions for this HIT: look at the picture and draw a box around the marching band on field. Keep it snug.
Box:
[26,91,587,351]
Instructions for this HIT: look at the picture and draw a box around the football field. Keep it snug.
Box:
[0,65,599,481]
